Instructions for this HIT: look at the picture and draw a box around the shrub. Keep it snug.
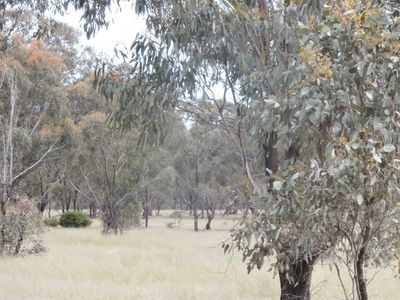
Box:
[59,211,91,228]
[43,216,59,227]
[0,198,44,256]
[166,210,183,229]
[169,210,184,220]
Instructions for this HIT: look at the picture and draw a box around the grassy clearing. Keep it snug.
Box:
[0,212,398,300]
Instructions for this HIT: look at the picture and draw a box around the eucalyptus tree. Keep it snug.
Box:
[72,0,400,299]
[174,122,215,231]
[3,18,99,216]
[78,111,143,234]
[0,39,68,208]
[0,32,70,254]
[0,0,66,50]
[197,125,244,230]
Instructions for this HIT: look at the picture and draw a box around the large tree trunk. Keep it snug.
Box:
[279,259,314,300]
[263,130,312,298]
[356,225,371,300]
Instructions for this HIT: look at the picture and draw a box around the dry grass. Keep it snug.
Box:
[0,212,398,300]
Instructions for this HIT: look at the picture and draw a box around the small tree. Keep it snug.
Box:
[78,111,144,234]
[0,197,44,256]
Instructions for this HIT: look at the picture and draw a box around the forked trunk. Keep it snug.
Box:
[279,259,314,300]
[205,205,215,230]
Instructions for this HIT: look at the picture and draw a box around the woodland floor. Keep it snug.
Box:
[0,212,398,300]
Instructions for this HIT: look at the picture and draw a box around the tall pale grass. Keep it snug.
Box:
[0,213,397,300]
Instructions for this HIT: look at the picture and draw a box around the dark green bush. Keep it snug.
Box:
[59,211,91,228]
[43,216,59,227]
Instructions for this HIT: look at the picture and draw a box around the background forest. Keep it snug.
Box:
[0,1,400,300]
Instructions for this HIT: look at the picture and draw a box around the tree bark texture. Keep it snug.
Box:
[356,225,371,300]
[263,132,279,175]
[279,259,314,300]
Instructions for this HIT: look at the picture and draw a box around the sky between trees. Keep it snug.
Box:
[55,2,145,57]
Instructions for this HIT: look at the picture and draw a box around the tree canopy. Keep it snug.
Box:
[80,0,400,299]
[1,1,400,299]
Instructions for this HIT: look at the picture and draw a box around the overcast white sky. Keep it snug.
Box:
[54,2,146,57]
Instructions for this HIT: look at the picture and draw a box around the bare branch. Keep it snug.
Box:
[11,141,60,185]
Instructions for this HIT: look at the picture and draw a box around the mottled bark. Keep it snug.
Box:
[279,259,314,300]
[356,225,371,300]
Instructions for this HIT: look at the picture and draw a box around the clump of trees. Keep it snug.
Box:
[0,0,241,250]
[0,2,74,254]
[2,1,400,300]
